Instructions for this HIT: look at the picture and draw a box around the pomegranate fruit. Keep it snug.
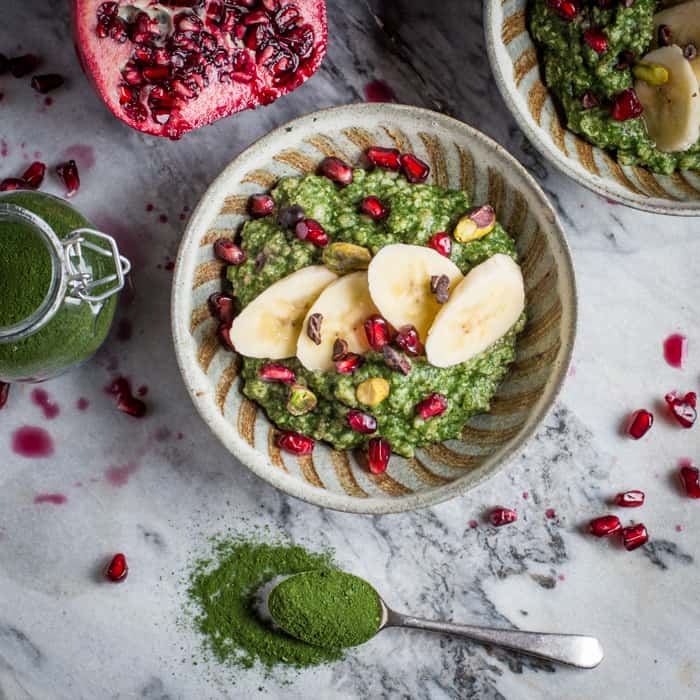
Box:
[71,0,328,139]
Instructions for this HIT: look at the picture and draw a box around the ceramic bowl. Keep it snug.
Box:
[171,103,576,514]
[484,0,700,216]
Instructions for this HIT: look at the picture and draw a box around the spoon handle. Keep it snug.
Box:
[388,612,603,669]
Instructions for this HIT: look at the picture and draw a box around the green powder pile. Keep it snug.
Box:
[268,570,383,649]
[187,538,343,670]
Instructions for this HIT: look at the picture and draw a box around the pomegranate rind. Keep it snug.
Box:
[70,0,328,139]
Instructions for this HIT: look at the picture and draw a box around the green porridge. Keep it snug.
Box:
[529,0,700,174]
[225,166,525,459]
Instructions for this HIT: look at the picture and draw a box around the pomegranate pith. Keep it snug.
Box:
[589,515,621,537]
[614,490,645,507]
[627,409,653,439]
[489,507,517,527]
[367,437,391,474]
[72,0,328,139]
[105,552,128,582]
[622,523,648,551]
[277,430,314,455]
[679,465,700,498]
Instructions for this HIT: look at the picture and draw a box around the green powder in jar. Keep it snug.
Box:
[268,570,383,649]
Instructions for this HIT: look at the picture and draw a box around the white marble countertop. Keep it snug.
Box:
[1,1,699,698]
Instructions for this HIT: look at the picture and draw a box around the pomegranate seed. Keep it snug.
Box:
[8,54,39,78]
[277,205,305,229]
[546,0,577,21]
[399,153,430,183]
[21,161,46,189]
[427,232,452,257]
[622,523,648,551]
[105,553,128,582]
[216,320,235,351]
[248,193,275,218]
[55,160,80,197]
[208,292,236,325]
[318,157,353,186]
[31,74,65,94]
[416,393,448,420]
[0,178,27,192]
[359,196,389,220]
[366,146,401,171]
[367,437,391,474]
[346,409,377,434]
[0,382,9,409]
[394,325,424,356]
[611,89,643,121]
[679,465,700,498]
[295,219,329,247]
[489,507,518,527]
[107,377,147,419]
[663,333,687,369]
[258,363,296,384]
[364,314,392,351]
[589,515,622,537]
[583,28,608,54]
[665,391,697,428]
[213,238,246,265]
[277,430,315,455]
[335,353,363,374]
[614,490,645,507]
[627,409,653,439]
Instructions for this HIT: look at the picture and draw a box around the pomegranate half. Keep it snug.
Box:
[72,0,327,139]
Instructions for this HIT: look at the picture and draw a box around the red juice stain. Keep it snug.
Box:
[34,493,67,505]
[137,385,149,397]
[176,431,184,440]
[679,457,694,468]
[183,205,190,212]
[158,214,168,224]
[558,574,566,582]
[12,426,54,458]
[179,213,186,221]
[44,96,53,107]
[522,491,529,500]
[676,524,684,533]
[31,388,60,419]
[164,260,175,271]
[154,426,171,442]
[664,334,687,369]
[146,203,154,212]
[62,144,96,170]
[0,382,9,409]
[364,80,396,103]
[105,461,139,487]
[1,140,8,158]
[468,519,478,529]
[116,318,133,342]
[76,397,90,411]
[545,508,557,520]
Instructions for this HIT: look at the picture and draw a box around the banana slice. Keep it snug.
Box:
[425,254,525,368]
[635,45,700,153]
[230,266,337,359]
[367,244,463,340]
[654,0,700,81]
[297,271,378,371]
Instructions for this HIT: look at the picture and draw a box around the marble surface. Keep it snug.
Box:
[1,1,699,698]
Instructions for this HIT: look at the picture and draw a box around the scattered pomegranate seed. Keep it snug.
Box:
[248,193,275,218]
[622,523,648,551]
[366,146,401,171]
[627,409,653,439]
[277,430,315,455]
[546,0,577,21]
[663,333,687,369]
[31,74,65,94]
[0,54,7,75]
[21,161,46,190]
[335,353,363,374]
[489,507,518,527]
[0,382,9,409]
[614,490,645,507]
[367,437,391,474]
[0,178,26,192]
[295,218,329,247]
[584,28,608,53]
[394,325,424,356]
[208,292,236,325]
[679,465,700,498]
[218,323,236,351]
[589,515,622,537]
[55,160,80,197]
[108,377,147,418]
[399,153,430,183]
[277,204,305,229]
[427,232,452,257]
[105,553,128,582]
[611,89,643,121]
[359,196,389,220]
[664,391,697,428]
[416,393,448,420]
[258,363,296,384]
[213,238,246,265]
[8,54,39,78]
[364,314,392,351]
[346,409,377,434]
[318,157,353,186]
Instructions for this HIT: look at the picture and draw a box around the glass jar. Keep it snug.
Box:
[0,191,130,382]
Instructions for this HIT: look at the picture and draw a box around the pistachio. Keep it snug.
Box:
[356,377,390,407]
[632,61,669,86]
[453,204,496,243]
[287,384,318,416]
[322,242,372,274]
[430,274,450,304]
[307,312,323,346]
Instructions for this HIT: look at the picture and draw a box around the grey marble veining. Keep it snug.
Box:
[1,1,699,698]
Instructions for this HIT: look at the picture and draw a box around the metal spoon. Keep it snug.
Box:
[257,574,603,669]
